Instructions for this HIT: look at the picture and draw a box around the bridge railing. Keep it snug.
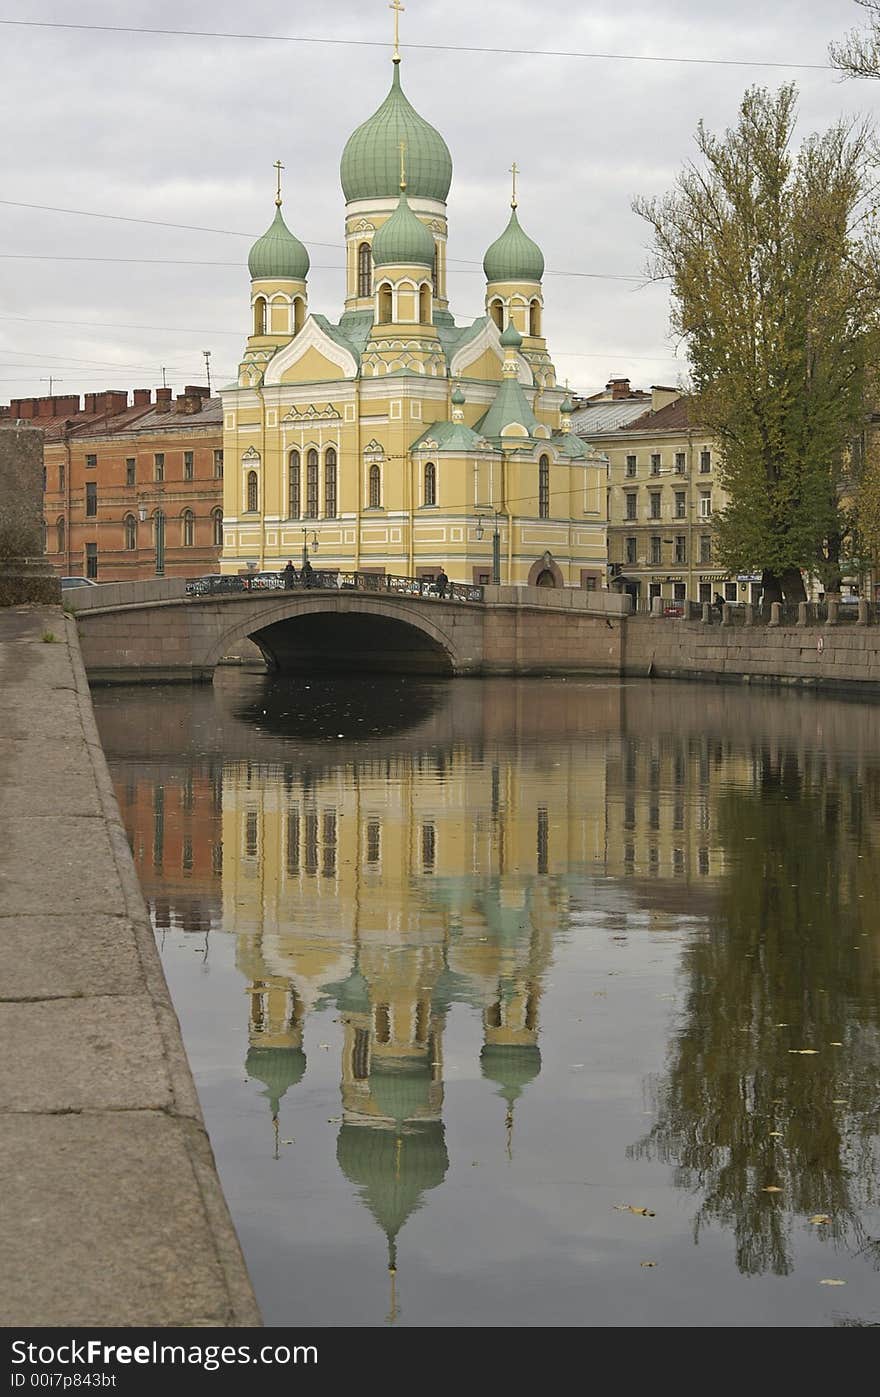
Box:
[185,570,485,604]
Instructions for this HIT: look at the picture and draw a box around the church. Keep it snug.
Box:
[219,20,608,589]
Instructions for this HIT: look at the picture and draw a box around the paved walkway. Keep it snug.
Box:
[0,605,260,1326]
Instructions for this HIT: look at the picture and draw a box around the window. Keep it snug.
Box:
[649,581,661,601]
[537,807,549,875]
[59,463,66,491]
[674,535,687,563]
[124,514,136,550]
[422,822,436,872]
[85,454,97,470]
[183,509,194,547]
[85,542,98,579]
[378,283,392,322]
[324,447,337,518]
[675,452,686,474]
[700,449,711,473]
[419,284,431,325]
[674,581,686,600]
[85,481,97,517]
[366,819,380,864]
[154,453,164,482]
[649,491,661,519]
[305,449,319,518]
[725,582,738,602]
[254,296,266,336]
[213,449,224,479]
[42,467,47,493]
[424,460,436,507]
[358,241,372,298]
[650,535,661,564]
[625,454,637,479]
[625,492,637,521]
[246,470,258,513]
[368,463,381,509]
[286,810,300,875]
[490,299,503,330]
[184,451,194,481]
[529,299,541,337]
[126,458,135,486]
[433,243,439,291]
[288,449,300,518]
[699,491,712,518]
[322,810,337,879]
[538,455,550,518]
[700,534,712,563]
[651,453,661,475]
[625,536,637,564]
[212,508,223,547]
[675,490,686,519]
[56,516,65,554]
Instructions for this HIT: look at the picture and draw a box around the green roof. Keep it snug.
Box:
[480,1043,541,1105]
[246,1045,307,1115]
[483,207,544,284]
[369,1059,435,1125]
[340,61,452,203]
[372,189,435,268]
[248,205,310,281]
[500,321,523,349]
[337,1120,448,1243]
[553,430,589,460]
[474,375,541,440]
[411,419,491,452]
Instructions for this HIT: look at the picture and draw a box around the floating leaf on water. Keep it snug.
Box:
[788,1048,819,1055]
[281,1138,295,1145]
[829,1042,843,1047]
[319,1043,330,1050]
[819,1279,846,1286]
[762,1186,783,1193]
[614,1205,655,1217]
[640,1261,657,1268]
[775,1023,789,1028]
[809,1215,832,1226]
[832,1099,847,1105]
[769,1131,784,1138]
[326,1116,341,1124]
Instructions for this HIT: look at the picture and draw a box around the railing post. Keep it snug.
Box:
[797,602,809,626]
[721,603,733,626]
[702,602,712,624]
[769,602,781,627]
[825,597,839,626]
[859,598,870,625]
[651,595,663,618]
[744,604,754,625]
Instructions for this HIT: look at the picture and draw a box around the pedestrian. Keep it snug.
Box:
[436,567,449,599]
[301,557,314,589]
[282,559,296,590]
[713,591,724,617]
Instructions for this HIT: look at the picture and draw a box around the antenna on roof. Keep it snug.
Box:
[203,350,212,397]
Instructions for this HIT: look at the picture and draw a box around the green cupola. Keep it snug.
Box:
[500,321,523,349]
[248,205,310,281]
[372,188,435,268]
[483,207,544,284]
[340,61,452,203]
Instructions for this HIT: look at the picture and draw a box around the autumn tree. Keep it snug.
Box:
[635,85,879,602]
[830,0,880,78]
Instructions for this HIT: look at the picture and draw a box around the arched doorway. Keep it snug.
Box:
[528,555,564,589]
[535,569,556,588]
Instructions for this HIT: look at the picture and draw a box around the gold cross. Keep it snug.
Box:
[389,0,405,60]
[273,159,284,207]
[510,161,519,209]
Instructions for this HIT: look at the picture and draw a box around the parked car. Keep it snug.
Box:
[60,576,99,590]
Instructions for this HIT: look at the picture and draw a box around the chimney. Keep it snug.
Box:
[650,385,682,413]
[176,391,202,415]
[54,395,80,416]
[184,384,210,399]
[0,405,9,421]
[155,387,173,409]
[84,393,98,414]
[98,390,128,416]
[607,377,632,400]
[132,388,152,406]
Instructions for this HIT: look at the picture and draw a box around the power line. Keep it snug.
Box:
[0,18,832,71]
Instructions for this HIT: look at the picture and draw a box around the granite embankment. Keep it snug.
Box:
[0,604,259,1326]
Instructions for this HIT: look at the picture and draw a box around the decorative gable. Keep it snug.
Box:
[263,316,358,385]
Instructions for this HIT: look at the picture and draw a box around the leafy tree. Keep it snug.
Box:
[635,85,879,602]
[830,1,880,78]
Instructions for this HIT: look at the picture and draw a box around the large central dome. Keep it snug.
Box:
[340,61,452,204]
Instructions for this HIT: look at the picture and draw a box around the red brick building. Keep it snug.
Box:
[2,386,224,581]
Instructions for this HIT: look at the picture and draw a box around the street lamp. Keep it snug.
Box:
[301,528,318,568]
[137,494,165,575]
[475,510,501,585]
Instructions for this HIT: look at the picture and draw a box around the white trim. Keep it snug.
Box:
[263,316,358,384]
[449,319,532,386]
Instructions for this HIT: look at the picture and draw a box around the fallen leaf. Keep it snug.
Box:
[762,1186,783,1193]
[775,1023,789,1028]
[819,1279,846,1286]
[319,1043,330,1050]
[829,1041,843,1047]
[614,1204,655,1217]
[769,1131,784,1138]
[326,1116,342,1124]
[832,1099,847,1104]
[640,1261,657,1268]
[788,1048,819,1055]
[809,1215,832,1226]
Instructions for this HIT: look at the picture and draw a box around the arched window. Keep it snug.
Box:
[288,449,301,519]
[56,516,66,554]
[293,296,305,334]
[419,284,431,325]
[211,508,223,547]
[40,519,47,554]
[424,461,436,507]
[539,455,550,519]
[123,514,136,550]
[358,242,372,298]
[324,447,337,518]
[529,299,541,337]
[253,296,266,336]
[182,509,194,547]
[305,449,319,518]
[369,463,381,509]
[247,470,259,513]
[378,282,393,323]
[490,299,504,330]
[433,242,439,292]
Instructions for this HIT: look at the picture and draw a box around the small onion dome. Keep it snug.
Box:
[483,208,544,284]
[372,189,434,268]
[340,63,452,203]
[245,1045,307,1116]
[561,394,574,417]
[451,385,465,405]
[480,1043,541,1106]
[248,206,310,281]
[499,321,523,350]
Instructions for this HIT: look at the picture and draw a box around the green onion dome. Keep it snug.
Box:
[451,385,465,405]
[561,394,573,417]
[248,206,310,281]
[372,189,435,268]
[483,208,544,284]
[341,62,452,203]
[500,320,523,349]
[246,1045,307,1116]
[480,1043,541,1106]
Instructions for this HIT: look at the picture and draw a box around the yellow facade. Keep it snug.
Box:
[221,54,607,589]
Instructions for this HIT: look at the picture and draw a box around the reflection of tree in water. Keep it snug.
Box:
[630,745,880,1277]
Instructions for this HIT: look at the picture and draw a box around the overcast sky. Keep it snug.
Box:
[0,0,875,403]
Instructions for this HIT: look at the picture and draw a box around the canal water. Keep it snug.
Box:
[92,673,880,1328]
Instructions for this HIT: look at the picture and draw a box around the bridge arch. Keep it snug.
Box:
[203,593,467,677]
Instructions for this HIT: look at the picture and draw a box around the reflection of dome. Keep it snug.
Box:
[246,1045,307,1115]
[324,962,371,1017]
[337,1120,448,1247]
[340,63,452,203]
[480,1043,541,1105]
[369,1059,435,1125]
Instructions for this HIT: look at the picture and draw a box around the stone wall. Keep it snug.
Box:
[0,426,60,605]
[624,616,880,693]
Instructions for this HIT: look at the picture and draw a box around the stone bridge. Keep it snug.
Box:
[69,576,630,683]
